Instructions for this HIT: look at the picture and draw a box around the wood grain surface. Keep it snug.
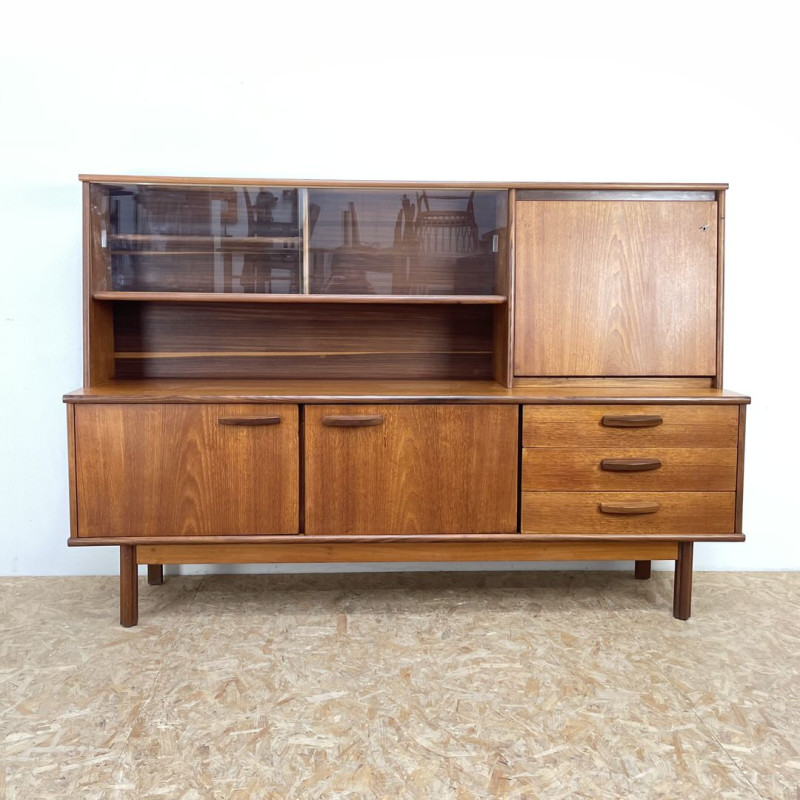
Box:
[134,540,680,564]
[514,200,718,376]
[304,405,518,535]
[75,404,299,536]
[523,405,739,448]
[521,492,735,535]
[522,447,738,491]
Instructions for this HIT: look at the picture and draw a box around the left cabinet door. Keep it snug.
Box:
[74,404,299,537]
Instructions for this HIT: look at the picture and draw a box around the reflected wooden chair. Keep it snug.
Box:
[416,191,479,254]
[411,191,480,293]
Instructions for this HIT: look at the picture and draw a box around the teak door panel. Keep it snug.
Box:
[75,404,299,536]
[514,200,718,376]
[304,404,518,534]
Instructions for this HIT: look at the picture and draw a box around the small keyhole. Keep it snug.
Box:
[700,224,709,232]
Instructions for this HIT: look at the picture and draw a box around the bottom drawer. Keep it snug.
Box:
[521,492,735,535]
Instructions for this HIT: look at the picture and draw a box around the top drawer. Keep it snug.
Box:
[523,405,738,448]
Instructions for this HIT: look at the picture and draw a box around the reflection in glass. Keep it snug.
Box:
[308,189,507,295]
[99,185,302,293]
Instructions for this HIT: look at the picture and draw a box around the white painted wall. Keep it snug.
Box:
[1,1,797,575]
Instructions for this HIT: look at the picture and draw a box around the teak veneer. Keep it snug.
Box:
[65,177,749,626]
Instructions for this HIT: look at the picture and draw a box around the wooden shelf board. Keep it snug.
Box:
[63,379,752,405]
[108,234,301,245]
[115,350,492,360]
[93,291,507,305]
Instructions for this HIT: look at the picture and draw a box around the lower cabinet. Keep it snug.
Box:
[304,404,519,535]
[74,402,519,539]
[74,404,300,537]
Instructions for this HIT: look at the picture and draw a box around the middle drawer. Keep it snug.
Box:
[522,447,737,491]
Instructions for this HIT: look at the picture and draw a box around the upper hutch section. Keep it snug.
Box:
[88,180,508,298]
[79,177,728,389]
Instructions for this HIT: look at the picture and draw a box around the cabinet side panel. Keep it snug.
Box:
[714,190,726,387]
[84,183,114,385]
[735,404,746,532]
[66,404,78,538]
[514,200,718,376]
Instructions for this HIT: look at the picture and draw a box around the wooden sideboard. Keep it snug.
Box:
[64,177,749,626]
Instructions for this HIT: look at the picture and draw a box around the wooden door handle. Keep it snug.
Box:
[601,415,663,428]
[600,458,662,472]
[599,502,660,515]
[322,415,384,428]
[218,416,281,426]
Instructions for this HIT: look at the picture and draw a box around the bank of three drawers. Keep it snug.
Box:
[521,405,739,536]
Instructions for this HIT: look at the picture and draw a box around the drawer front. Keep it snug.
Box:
[75,404,300,537]
[523,404,738,448]
[521,492,735,535]
[522,447,738,491]
[305,404,518,535]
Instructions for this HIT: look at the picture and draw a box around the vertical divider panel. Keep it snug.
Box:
[301,188,310,295]
[298,404,306,534]
[493,189,515,387]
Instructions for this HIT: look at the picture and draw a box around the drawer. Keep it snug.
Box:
[522,405,738,448]
[522,447,738,491]
[521,492,735,535]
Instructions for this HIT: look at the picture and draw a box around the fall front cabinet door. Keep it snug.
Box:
[74,404,299,537]
[514,199,718,377]
[304,404,519,535]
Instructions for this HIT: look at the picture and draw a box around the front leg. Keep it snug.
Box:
[672,542,693,620]
[120,546,139,627]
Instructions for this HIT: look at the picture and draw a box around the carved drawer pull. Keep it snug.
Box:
[322,415,384,428]
[599,502,661,515]
[601,415,663,428]
[600,458,662,472]
[218,416,281,426]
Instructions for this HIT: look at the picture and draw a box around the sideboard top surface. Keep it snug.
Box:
[78,175,729,192]
[63,379,751,405]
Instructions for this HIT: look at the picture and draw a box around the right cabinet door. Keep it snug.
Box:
[514,199,718,376]
[304,404,518,535]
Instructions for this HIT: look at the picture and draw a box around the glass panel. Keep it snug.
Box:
[308,189,507,295]
[96,184,302,293]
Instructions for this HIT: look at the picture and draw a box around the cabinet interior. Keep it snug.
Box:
[111,301,497,380]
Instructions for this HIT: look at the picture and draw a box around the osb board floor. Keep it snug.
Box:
[1,573,798,800]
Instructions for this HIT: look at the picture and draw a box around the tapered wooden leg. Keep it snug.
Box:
[673,542,693,620]
[147,564,164,586]
[120,546,139,628]
[634,560,651,580]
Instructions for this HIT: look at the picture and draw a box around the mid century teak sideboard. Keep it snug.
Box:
[64,177,749,626]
